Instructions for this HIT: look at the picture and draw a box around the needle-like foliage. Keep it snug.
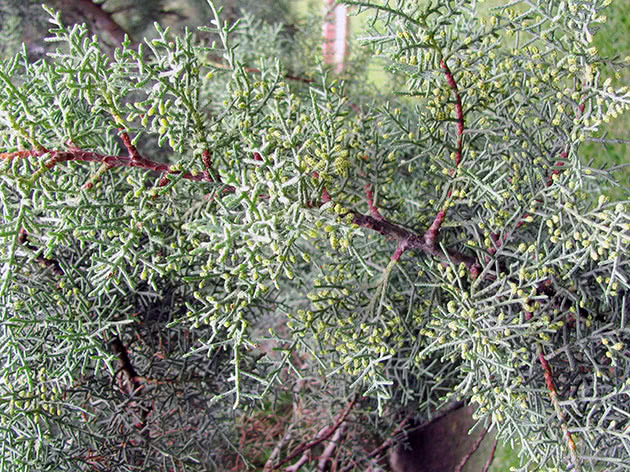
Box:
[0,1,629,471]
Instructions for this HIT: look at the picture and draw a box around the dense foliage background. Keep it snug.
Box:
[0,1,629,471]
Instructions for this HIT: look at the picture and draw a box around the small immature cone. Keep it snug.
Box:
[323,0,349,73]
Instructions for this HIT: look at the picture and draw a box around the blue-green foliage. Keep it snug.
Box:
[0,1,629,471]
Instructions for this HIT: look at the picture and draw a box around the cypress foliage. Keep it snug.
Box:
[0,1,628,470]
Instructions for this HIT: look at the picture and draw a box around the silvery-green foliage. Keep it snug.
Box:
[0,0,629,471]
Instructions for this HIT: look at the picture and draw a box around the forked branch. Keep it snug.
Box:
[272,396,357,470]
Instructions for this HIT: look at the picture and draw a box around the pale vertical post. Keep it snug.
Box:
[322,0,349,73]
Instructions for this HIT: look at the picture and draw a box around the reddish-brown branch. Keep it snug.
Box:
[365,184,384,221]
[317,423,347,471]
[423,210,446,247]
[391,240,408,262]
[321,187,331,203]
[120,131,141,161]
[547,158,567,187]
[440,59,464,167]
[67,0,128,46]
[454,428,488,472]
[110,336,140,383]
[348,207,478,269]
[312,172,332,203]
[202,149,213,170]
[362,412,413,464]
[273,397,357,470]
[202,148,224,184]
[312,135,473,268]
[539,352,581,470]
[110,336,152,429]
[1,143,234,194]
[415,58,466,266]
[481,438,498,472]
[3,148,192,180]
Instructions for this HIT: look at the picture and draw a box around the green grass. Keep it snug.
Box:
[581,0,630,199]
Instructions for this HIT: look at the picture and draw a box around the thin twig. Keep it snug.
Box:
[318,423,348,471]
[286,426,328,472]
[17,229,64,276]
[0,138,235,195]
[538,346,581,472]
[481,438,498,472]
[338,412,413,472]
[285,450,311,472]
[440,59,465,167]
[365,184,384,221]
[415,58,468,267]
[365,412,413,461]
[110,336,152,429]
[264,425,295,472]
[273,397,357,470]
[454,427,488,472]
